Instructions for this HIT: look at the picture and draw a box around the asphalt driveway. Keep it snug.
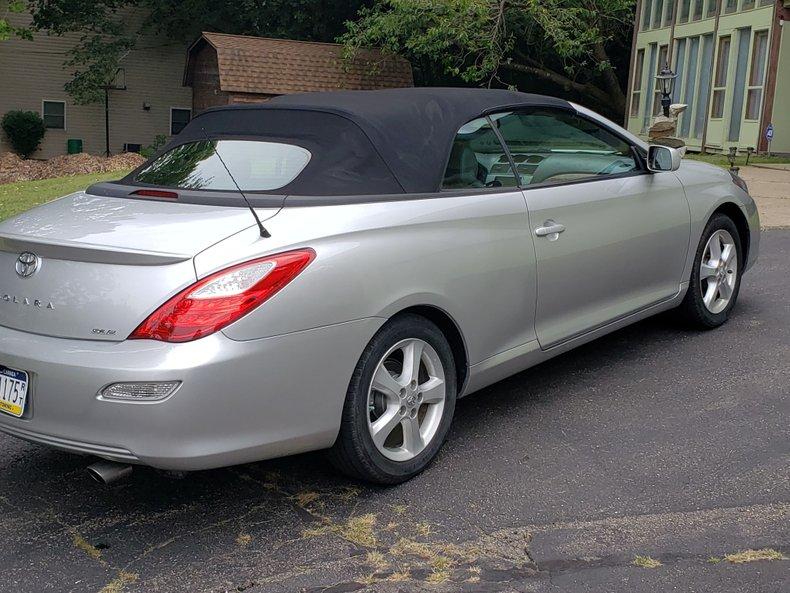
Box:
[1,231,788,593]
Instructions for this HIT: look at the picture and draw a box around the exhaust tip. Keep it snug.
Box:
[87,460,133,484]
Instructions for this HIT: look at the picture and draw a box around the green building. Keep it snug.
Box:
[626,0,790,154]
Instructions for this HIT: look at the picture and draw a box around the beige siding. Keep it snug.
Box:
[0,12,192,159]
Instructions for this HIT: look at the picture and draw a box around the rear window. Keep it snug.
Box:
[135,140,311,191]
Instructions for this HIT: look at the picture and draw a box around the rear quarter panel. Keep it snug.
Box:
[195,191,537,366]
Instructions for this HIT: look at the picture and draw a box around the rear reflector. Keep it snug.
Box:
[132,189,179,199]
[99,381,181,401]
[129,248,316,343]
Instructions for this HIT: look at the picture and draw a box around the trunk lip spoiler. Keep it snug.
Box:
[0,232,193,266]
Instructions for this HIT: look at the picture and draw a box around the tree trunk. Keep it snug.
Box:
[592,42,627,118]
[501,61,613,111]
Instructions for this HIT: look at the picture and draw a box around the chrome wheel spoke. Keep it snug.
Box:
[419,377,445,404]
[720,244,734,267]
[401,417,425,456]
[719,279,733,299]
[372,365,402,400]
[700,262,718,280]
[370,407,401,448]
[400,340,424,386]
[708,234,722,260]
[703,280,718,307]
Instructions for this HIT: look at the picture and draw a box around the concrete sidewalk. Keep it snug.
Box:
[738,164,790,229]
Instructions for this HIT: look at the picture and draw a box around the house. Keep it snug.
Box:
[626,0,790,154]
[0,11,192,159]
[0,18,412,159]
[183,33,414,113]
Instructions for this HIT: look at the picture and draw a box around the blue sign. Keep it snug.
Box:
[766,123,774,142]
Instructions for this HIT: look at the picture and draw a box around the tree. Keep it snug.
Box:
[26,0,373,104]
[341,0,635,119]
[0,0,32,41]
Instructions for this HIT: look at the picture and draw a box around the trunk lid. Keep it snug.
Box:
[0,192,274,341]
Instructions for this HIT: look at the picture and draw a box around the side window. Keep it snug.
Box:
[493,109,639,187]
[441,117,517,189]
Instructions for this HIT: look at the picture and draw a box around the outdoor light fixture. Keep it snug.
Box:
[655,63,678,118]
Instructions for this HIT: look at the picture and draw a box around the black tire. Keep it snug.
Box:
[328,314,457,485]
[679,213,743,328]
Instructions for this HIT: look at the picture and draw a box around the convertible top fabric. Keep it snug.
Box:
[133,88,573,195]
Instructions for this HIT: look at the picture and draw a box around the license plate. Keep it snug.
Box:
[0,365,28,418]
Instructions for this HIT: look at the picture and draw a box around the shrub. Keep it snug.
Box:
[140,134,168,159]
[1,110,46,158]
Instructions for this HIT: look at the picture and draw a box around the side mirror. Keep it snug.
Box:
[647,145,682,172]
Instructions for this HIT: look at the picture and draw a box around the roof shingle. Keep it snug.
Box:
[189,32,413,95]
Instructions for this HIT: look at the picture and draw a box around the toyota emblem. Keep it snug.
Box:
[15,252,40,278]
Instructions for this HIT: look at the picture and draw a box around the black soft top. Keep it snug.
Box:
[126,88,572,196]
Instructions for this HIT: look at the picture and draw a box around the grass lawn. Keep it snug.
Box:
[685,152,790,169]
[0,170,130,221]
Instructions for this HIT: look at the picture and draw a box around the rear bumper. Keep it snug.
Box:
[0,319,383,470]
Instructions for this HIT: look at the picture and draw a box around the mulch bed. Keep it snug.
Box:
[0,152,146,184]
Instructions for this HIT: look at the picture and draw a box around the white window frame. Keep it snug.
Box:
[41,99,66,130]
[169,107,192,135]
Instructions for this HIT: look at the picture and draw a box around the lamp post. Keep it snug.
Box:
[655,63,678,118]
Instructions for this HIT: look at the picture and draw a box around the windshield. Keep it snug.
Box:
[135,140,311,191]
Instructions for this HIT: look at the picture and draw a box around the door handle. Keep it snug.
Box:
[535,221,566,238]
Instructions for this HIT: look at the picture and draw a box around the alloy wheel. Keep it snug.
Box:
[366,338,446,462]
[700,229,738,314]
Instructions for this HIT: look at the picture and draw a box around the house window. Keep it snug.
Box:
[724,0,737,14]
[42,100,65,129]
[711,36,731,118]
[742,0,755,11]
[663,0,675,27]
[642,0,653,29]
[653,45,669,117]
[679,0,691,22]
[631,49,646,117]
[653,0,664,28]
[745,30,769,120]
[170,108,191,135]
[707,0,719,18]
[692,0,704,20]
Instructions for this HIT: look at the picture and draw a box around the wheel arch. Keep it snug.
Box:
[390,305,469,396]
[711,202,750,264]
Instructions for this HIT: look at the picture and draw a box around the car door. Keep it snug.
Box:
[492,108,690,348]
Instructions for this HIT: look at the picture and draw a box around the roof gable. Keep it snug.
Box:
[185,32,413,95]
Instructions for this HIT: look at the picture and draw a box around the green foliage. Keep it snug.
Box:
[342,0,636,118]
[1,110,46,158]
[139,134,167,158]
[1,0,33,41]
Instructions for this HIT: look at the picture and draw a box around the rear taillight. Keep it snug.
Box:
[130,249,315,343]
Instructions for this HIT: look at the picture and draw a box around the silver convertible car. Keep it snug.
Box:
[0,88,759,484]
